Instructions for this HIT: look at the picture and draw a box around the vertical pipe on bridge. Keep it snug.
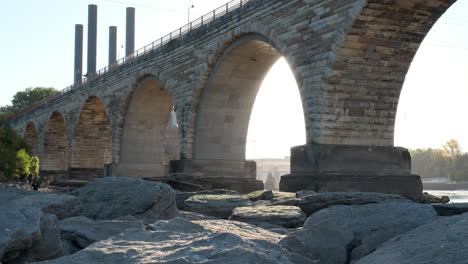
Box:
[87,4,98,75]
[74,24,83,83]
[126,7,135,57]
[109,26,117,66]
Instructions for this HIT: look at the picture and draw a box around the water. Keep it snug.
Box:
[425,190,468,203]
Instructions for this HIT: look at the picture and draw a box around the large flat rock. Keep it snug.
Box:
[37,218,311,264]
[229,205,306,228]
[356,212,468,264]
[184,194,252,219]
[72,177,179,220]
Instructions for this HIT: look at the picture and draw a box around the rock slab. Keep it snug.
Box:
[184,194,252,219]
[229,205,306,228]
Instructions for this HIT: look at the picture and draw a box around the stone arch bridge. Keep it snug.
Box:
[9,0,455,194]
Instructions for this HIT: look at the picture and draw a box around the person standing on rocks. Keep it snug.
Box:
[31,178,40,191]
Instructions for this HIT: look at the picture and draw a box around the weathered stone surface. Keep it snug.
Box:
[38,218,311,264]
[356,212,468,264]
[245,189,274,202]
[175,189,239,210]
[72,177,179,220]
[280,202,438,264]
[11,193,82,220]
[273,192,410,216]
[178,211,219,221]
[433,203,468,216]
[0,206,43,262]
[271,191,296,203]
[184,194,252,219]
[59,216,144,254]
[229,205,306,228]
[15,213,64,263]
[410,192,450,204]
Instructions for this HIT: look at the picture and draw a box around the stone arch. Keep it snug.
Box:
[71,96,112,179]
[192,34,302,160]
[115,76,176,178]
[23,122,39,156]
[324,0,456,146]
[42,111,68,173]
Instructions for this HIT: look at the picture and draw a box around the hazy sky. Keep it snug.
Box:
[1,0,467,159]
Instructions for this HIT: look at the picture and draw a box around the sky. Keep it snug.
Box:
[1,0,468,159]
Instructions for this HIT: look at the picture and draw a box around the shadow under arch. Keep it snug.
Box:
[23,122,39,156]
[71,96,112,180]
[114,76,177,178]
[42,111,68,180]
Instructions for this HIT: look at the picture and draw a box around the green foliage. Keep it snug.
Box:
[10,87,57,112]
[30,156,40,177]
[410,139,468,181]
[16,149,31,178]
[0,127,31,179]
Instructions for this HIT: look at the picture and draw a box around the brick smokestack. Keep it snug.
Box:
[126,7,135,56]
[87,4,98,75]
[109,26,117,65]
[74,24,83,83]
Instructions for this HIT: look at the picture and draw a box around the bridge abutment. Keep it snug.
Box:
[280,144,422,196]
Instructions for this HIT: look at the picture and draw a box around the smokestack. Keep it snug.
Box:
[87,4,98,75]
[109,26,117,65]
[74,24,83,83]
[126,7,135,56]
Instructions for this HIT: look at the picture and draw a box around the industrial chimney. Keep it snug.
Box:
[126,7,135,56]
[87,4,98,75]
[74,24,83,83]
[109,26,117,65]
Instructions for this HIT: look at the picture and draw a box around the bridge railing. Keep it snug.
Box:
[9,0,251,122]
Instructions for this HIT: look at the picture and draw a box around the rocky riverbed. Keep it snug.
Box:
[1,177,467,264]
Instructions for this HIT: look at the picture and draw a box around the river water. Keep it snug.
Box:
[425,190,468,203]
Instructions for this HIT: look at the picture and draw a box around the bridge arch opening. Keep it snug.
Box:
[23,122,39,156]
[117,78,177,178]
[71,96,112,180]
[192,34,306,188]
[42,112,68,175]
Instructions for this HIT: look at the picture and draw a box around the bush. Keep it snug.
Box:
[0,127,31,180]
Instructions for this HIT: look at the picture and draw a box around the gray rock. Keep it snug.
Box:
[356,212,468,264]
[245,190,274,202]
[184,194,252,219]
[15,213,64,263]
[295,190,316,198]
[175,189,239,210]
[38,218,311,264]
[0,206,43,262]
[59,216,144,254]
[229,205,306,228]
[178,211,219,221]
[72,177,179,220]
[432,203,468,216]
[280,202,438,264]
[271,191,296,203]
[273,192,410,216]
[11,193,82,220]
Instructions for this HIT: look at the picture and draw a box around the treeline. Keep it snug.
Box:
[0,87,56,181]
[411,139,468,181]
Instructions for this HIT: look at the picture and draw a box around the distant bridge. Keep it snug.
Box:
[9,0,456,194]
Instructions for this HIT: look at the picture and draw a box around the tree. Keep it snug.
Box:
[16,149,31,178]
[30,156,40,178]
[0,127,30,179]
[10,87,57,112]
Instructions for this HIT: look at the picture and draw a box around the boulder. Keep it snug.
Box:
[72,177,179,220]
[59,216,145,254]
[432,203,468,216]
[295,190,316,198]
[280,202,438,264]
[178,211,219,221]
[409,192,450,204]
[175,189,239,210]
[37,218,312,264]
[15,213,64,263]
[0,206,43,262]
[271,191,296,203]
[245,190,274,202]
[11,193,82,220]
[273,192,410,216]
[184,194,252,218]
[356,212,468,264]
[229,205,306,228]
